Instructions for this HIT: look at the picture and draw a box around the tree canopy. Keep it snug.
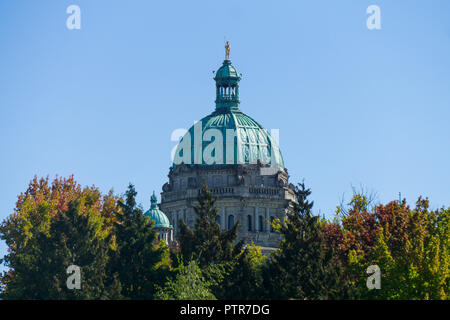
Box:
[1,176,448,300]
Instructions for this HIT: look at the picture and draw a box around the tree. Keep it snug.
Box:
[0,176,119,299]
[220,242,267,300]
[368,198,449,299]
[178,184,242,268]
[108,184,171,299]
[177,183,245,299]
[262,182,353,300]
[327,194,450,300]
[154,259,216,300]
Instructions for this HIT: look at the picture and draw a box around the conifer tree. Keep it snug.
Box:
[177,184,245,299]
[262,182,352,300]
[220,242,266,300]
[178,184,242,268]
[109,184,170,299]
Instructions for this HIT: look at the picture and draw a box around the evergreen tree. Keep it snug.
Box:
[108,184,171,299]
[177,183,244,299]
[262,182,352,299]
[178,184,242,268]
[220,242,266,300]
[50,199,115,299]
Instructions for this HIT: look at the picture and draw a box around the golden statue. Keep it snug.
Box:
[225,41,230,60]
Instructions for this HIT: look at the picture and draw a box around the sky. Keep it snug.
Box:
[1,0,450,266]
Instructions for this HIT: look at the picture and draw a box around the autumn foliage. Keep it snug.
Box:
[324,195,449,299]
[0,176,448,300]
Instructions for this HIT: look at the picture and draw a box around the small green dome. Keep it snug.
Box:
[144,192,172,228]
[214,60,240,80]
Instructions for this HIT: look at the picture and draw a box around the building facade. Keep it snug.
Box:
[160,46,296,248]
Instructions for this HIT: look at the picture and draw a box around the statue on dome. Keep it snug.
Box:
[225,41,230,60]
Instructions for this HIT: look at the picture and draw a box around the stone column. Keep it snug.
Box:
[221,207,226,231]
[255,207,259,232]
[174,212,178,233]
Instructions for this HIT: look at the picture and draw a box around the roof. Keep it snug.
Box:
[214,60,240,80]
[173,111,284,169]
[144,192,172,229]
[172,58,284,170]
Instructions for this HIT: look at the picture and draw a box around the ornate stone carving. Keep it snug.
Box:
[188,177,197,188]
[162,182,171,192]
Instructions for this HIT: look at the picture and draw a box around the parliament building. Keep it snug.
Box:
[146,43,296,250]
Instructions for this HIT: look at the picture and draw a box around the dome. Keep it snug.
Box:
[214,60,240,79]
[173,55,284,170]
[173,110,284,169]
[144,192,172,229]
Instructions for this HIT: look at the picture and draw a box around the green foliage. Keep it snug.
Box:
[108,184,171,299]
[154,259,216,300]
[220,242,267,299]
[263,182,354,300]
[178,184,243,268]
[178,183,257,299]
[326,195,450,300]
[1,176,448,300]
[0,177,170,300]
[0,176,119,299]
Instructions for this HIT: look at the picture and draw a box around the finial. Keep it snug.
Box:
[225,41,230,60]
[150,191,157,208]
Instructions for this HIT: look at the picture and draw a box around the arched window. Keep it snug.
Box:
[214,175,222,187]
[259,215,264,232]
[228,215,235,230]
[215,215,221,227]
[270,216,275,233]
[247,215,253,232]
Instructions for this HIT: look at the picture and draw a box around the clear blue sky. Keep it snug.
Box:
[1,0,449,264]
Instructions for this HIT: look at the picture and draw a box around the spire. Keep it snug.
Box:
[214,43,241,112]
[150,191,158,209]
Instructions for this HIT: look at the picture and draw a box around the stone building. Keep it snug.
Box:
[160,46,296,249]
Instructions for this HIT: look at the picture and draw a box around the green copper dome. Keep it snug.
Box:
[144,192,172,228]
[173,57,284,170]
[215,60,240,79]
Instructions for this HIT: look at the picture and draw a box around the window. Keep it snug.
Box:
[227,175,236,186]
[188,177,197,188]
[270,216,275,233]
[215,215,221,226]
[247,215,253,232]
[228,215,235,230]
[214,175,223,187]
[259,215,264,232]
